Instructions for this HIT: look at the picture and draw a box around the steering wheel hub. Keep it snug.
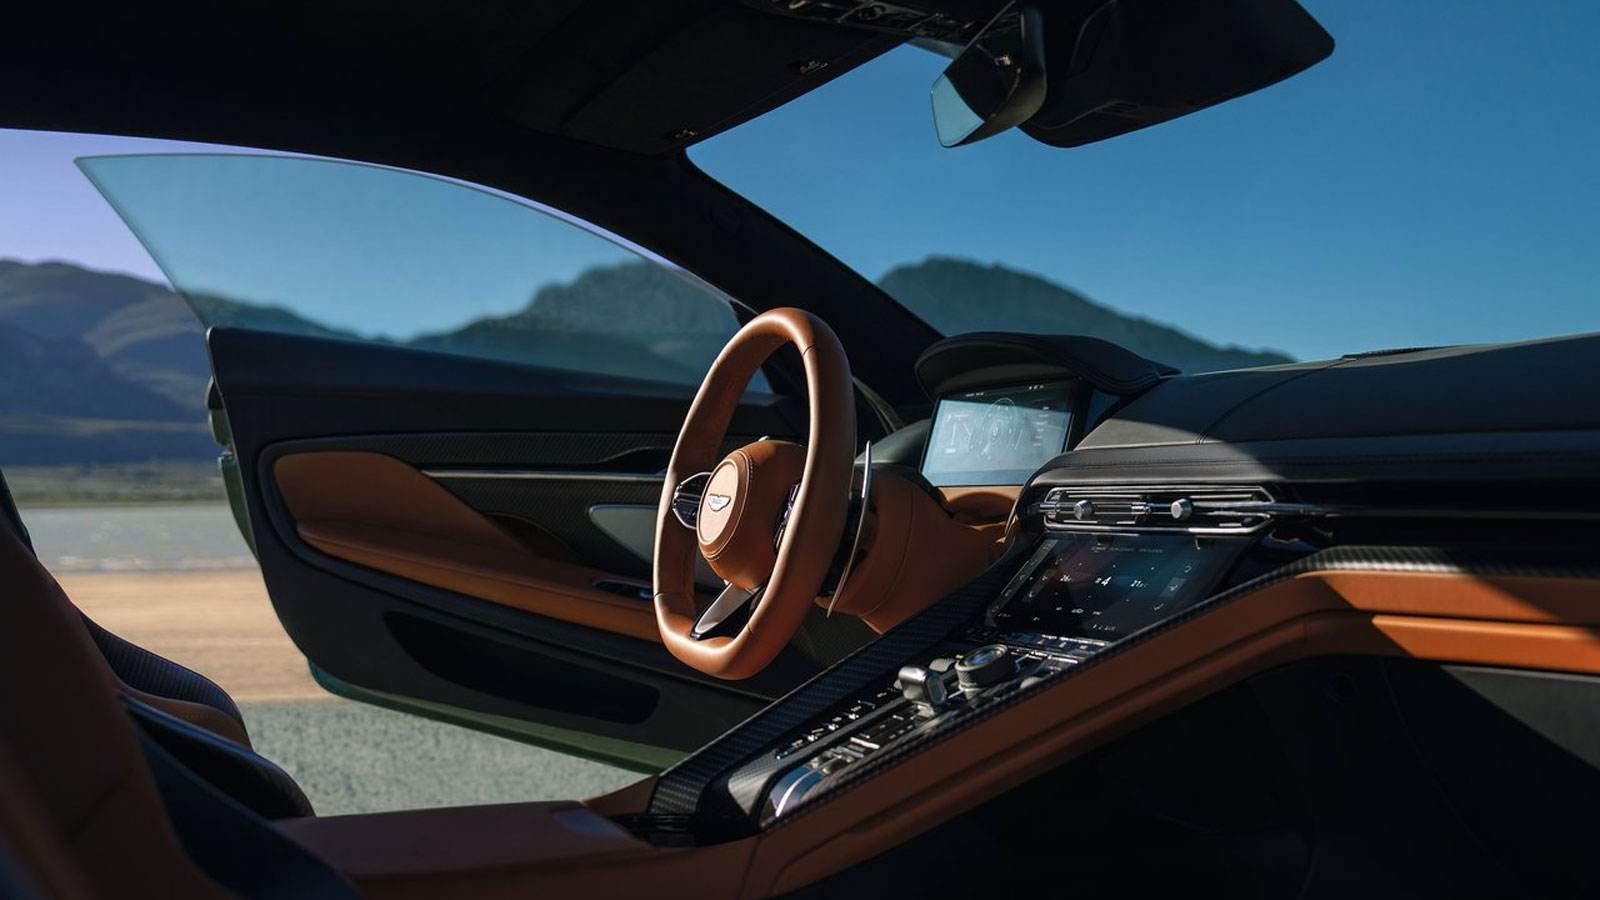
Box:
[697,441,807,589]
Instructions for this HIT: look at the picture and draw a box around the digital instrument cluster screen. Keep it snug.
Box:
[990,533,1246,640]
[921,382,1074,486]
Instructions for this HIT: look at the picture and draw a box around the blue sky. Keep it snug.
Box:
[693,0,1600,359]
[3,0,1598,359]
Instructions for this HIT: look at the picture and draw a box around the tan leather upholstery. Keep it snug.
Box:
[0,517,231,898]
[936,484,1020,524]
[823,468,1003,633]
[655,308,856,679]
[277,450,665,642]
[697,440,807,588]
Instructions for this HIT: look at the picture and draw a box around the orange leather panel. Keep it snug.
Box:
[297,520,663,643]
[275,451,526,554]
[825,469,1004,633]
[936,484,1020,524]
[275,451,663,643]
[1318,570,1600,623]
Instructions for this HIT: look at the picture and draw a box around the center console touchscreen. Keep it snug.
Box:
[990,533,1246,640]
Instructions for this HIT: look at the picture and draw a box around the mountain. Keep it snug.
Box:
[0,259,210,407]
[0,260,354,412]
[408,262,739,384]
[878,257,1294,373]
[0,255,1296,465]
[0,260,348,464]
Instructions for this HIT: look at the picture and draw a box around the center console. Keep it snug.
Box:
[752,523,1251,823]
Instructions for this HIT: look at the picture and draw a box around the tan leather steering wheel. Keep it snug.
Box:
[653,308,856,679]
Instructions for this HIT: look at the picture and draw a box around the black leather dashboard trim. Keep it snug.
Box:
[1031,429,1600,488]
[1078,332,1600,452]
[915,332,1178,398]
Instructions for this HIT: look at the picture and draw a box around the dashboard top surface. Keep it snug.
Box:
[1033,331,1600,490]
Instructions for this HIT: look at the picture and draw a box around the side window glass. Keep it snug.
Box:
[79,154,762,389]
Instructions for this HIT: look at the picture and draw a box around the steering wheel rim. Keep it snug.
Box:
[653,308,855,679]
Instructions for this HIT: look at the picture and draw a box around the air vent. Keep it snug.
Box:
[1037,485,1310,533]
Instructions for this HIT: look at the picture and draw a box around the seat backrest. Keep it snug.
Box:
[0,507,233,899]
[0,523,239,897]
[0,743,92,900]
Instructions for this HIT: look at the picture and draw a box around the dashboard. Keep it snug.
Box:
[636,328,1600,847]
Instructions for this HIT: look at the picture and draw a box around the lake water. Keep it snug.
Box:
[18,503,257,572]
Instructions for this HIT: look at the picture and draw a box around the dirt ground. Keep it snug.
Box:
[57,570,327,703]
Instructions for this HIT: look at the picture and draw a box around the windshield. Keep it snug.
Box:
[691,1,1600,373]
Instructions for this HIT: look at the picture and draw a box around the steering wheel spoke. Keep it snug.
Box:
[670,471,712,529]
[825,440,873,616]
[690,582,763,640]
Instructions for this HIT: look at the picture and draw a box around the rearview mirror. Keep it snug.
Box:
[930,4,1047,148]
[931,0,1334,149]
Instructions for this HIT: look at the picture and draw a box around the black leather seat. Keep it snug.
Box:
[0,467,313,822]
[0,465,347,898]
[0,464,356,890]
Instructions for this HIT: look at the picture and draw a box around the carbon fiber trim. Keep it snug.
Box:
[86,616,246,732]
[758,543,1600,835]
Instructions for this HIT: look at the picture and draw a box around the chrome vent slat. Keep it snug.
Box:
[1037,484,1299,534]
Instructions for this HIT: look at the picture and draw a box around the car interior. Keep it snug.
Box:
[4,2,1600,899]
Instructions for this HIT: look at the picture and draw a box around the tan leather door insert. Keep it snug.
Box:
[273,451,661,642]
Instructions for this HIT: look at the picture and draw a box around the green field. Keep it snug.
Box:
[4,460,227,506]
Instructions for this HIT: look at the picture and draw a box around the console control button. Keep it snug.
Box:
[899,665,948,715]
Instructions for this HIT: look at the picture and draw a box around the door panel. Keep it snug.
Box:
[211,327,867,770]
[273,450,666,642]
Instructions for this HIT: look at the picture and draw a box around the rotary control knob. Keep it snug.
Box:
[1170,497,1194,521]
[955,644,1015,698]
[1073,499,1096,521]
